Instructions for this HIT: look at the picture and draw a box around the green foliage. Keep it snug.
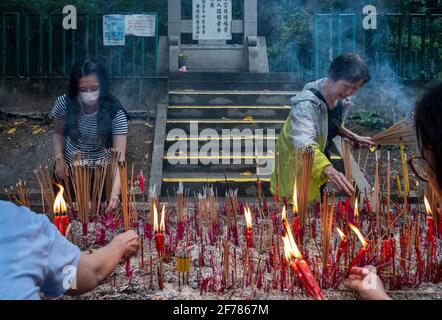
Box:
[348,111,393,130]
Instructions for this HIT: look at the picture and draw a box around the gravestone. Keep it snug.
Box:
[158,0,269,73]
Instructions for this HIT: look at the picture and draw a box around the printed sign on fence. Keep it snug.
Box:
[103,14,125,46]
[125,14,156,37]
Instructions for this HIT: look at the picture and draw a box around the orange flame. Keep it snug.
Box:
[282,223,303,261]
[292,181,298,215]
[336,227,347,240]
[153,203,159,232]
[53,184,67,214]
[349,223,368,247]
[160,204,166,233]
[281,205,287,222]
[354,198,359,219]
[424,196,432,217]
[244,206,253,229]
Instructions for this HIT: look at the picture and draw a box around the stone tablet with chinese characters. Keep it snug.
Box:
[192,0,232,40]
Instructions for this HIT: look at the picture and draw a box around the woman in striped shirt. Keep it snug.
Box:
[52,58,128,212]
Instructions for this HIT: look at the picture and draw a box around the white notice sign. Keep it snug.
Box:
[125,14,156,37]
[193,0,232,40]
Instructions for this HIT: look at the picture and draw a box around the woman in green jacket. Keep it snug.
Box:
[271,53,373,202]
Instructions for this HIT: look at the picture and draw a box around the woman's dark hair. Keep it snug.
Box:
[415,82,442,191]
[64,58,129,147]
[328,53,371,85]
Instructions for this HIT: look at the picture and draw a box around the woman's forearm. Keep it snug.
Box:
[53,133,65,157]
[337,126,357,140]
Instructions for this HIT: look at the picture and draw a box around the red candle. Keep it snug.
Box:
[282,221,324,300]
[424,196,435,245]
[244,206,253,248]
[53,184,67,235]
[352,198,359,227]
[348,223,369,270]
[60,215,68,236]
[153,203,166,256]
[335,228,348,265]
[54,215,61,232]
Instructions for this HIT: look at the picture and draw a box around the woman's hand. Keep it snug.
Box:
[353,135,374,147]
[344,266,391,300]
[323,165,354,196]
[55,157,69,179]
[106,193,120,213]
[111,230,140,260]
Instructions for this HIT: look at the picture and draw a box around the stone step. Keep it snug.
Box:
[169,80,302,91]
[164,135,277,152]
[165,119,285,132]
[161,171,271,196]
[167,105,291,119]
[168,72,301,82]
[169,90,297,106]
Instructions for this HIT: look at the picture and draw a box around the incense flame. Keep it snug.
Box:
[292,182,298,215]
[424,196,432,217]
[349,223,368,247]
[354,198,359,219]
[281,205,287,222]
[153,203,159,232]
[160,204,166,233]
[282,223,303,261]
[336,227,347,240]
[53,184,67,214]
[244,206,253,229]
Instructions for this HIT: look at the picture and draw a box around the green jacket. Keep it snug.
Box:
[270,78,351,202]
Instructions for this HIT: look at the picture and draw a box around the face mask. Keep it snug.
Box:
[79,90,100,105]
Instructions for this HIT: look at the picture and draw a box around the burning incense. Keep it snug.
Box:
[348,223,369,270]
[53,184,68,236]
[153,203,166,256]
[281,223,324,300]
[243,206,253,248]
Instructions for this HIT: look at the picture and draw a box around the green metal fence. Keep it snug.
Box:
[269,13,442,80]
[0,12,159,78]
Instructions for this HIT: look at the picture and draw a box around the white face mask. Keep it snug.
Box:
[79,90,100,105]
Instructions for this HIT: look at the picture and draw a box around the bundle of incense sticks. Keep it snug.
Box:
[118,160,130,231]
[297,147,314,227]
[128,157,138,226]
[321,191,334,271]
[105,148,121,203]
[90,160,108,216]
[371,115,417,146]
[35,165,56,215]
[342,138,353,184]
[196,190,209,228]
[226,189,239,229]
[6,180,31,208]
[70,158,92,228]
[207,187,218,227]
[176,182,187,223]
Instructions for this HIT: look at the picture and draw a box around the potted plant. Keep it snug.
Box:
[178,53,188,72]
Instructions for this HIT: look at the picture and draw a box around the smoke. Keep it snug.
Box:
[260,0,433,116]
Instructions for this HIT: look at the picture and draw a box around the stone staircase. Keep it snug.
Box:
[149,73,303,196]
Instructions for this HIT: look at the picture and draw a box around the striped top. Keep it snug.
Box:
[51,94,128,165]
